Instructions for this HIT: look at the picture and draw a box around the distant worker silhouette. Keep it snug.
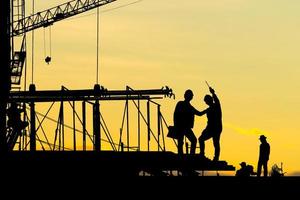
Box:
[7,102,28,133]
[198,86,222,161]
[257,135,270,177]
[173,89,202,155]
[235,161,256,177]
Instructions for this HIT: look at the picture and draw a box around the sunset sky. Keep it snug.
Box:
[19,0,300,175]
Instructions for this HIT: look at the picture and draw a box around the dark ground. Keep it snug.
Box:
[1,152,299,198]
[3,169,299,198]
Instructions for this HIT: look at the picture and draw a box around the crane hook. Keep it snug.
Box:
[45,56,51,64]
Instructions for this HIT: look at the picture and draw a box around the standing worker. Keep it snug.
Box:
[173,89,202,155]
[198,85,223,161]
[257,135,270,177]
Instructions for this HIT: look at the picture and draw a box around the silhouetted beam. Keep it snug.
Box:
[10,88,173,97]
[12,0,117,36]
[9,88,173,102]
[108,89,173,96]
[9,95,160,102]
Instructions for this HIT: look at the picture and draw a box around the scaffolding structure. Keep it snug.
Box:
[8,84,174,152]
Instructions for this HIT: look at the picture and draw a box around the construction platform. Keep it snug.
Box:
[0,151,235,177]
[2,152,299,197]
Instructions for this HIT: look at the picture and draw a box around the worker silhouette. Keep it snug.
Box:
[173,89,202,155]
[235,161,256,177]
[257,135,270,177]
[198,86,222,161]
[7,102,28,133]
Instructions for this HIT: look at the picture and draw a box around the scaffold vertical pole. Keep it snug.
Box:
[157,105,161,152]
[61,101,64,151]
[29,84,36,151]
[126,98,129,151]
[147,100,150,152]
[93,100,100,151]
[73,101,76,151]
[137,98,140,151]
[82,101,86,151]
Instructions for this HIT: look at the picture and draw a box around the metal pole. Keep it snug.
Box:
[147,100,150,152]
[126,99,129,151]
[61,101,64,151]
[29,84,36,151]
[161,115,166,152]
[22,102,27,150]
[93,100,100,151]
[137,98,140,151]
[99,101,101,151]
[73,101,76,151]
[0,0,11,152]
[82,101,86,151]
[11,0,14,59]
[58,104,62,150]
[157,105,161,152]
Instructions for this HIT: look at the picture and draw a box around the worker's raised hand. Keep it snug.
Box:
[209,87,215,94]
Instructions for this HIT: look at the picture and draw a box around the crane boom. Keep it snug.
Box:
[12,0,116,36]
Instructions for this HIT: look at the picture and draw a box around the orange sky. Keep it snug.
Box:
[16,0,300,175]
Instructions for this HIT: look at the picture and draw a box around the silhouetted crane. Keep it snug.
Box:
[11,0,117,85]
[12,0,117,36]
[1,0,117,151]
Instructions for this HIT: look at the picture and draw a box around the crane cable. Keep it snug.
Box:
[64,0,144,21]
[96,7,100,84]
[50,26,52,60]
[31,0,35,84]
[101,0,143,13]
[43,26,52,64]
[94,0,144,84]
[43,28,46,59]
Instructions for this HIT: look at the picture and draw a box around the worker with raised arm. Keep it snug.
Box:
[198,86,223,161]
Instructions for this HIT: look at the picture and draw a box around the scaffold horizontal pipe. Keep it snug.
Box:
[8,87,173,102]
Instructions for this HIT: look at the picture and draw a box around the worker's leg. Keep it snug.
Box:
[198,128,212,157]
[212,133,221,161]
[177,134,184,155]
[263,161,268,177]
[185,129,197,154]
[257,161,262,177]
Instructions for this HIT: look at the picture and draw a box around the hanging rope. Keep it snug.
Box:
[49,26,52,58]
[43,28,46,58]
[44,26,52,65]
[31,0,35,84]
[24,37,28,91]
[96,7,100,84]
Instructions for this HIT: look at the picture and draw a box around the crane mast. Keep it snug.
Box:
[0,1,11,151]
